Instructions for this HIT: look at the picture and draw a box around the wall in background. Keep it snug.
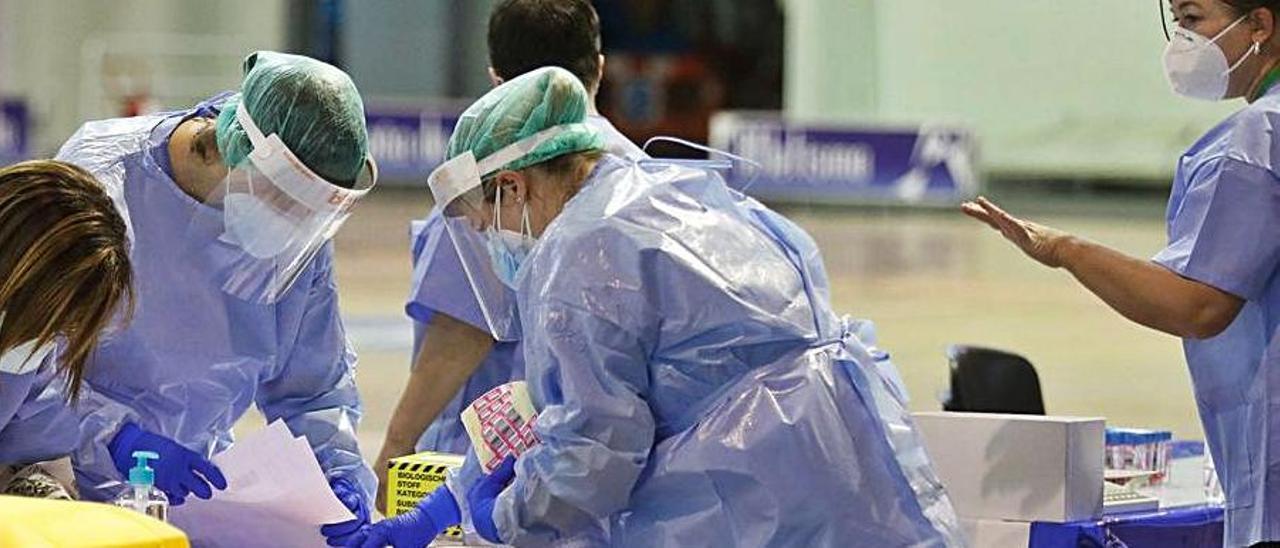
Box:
[0,0,1248,182]
[786,0,1239,181]
[0,0,286,156]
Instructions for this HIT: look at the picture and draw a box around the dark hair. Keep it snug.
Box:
[192,117,219,164]
[0,160,133,399]
[488,0,602,91]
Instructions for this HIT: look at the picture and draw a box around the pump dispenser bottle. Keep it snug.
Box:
[112,450,169,522]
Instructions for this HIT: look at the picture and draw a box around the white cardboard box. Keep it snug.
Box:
[959,518,1032,548]
[913,411,1104,522]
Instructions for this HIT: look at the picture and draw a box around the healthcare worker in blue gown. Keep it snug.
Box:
[376,0,645,512]
[54,51,379,543]
[346,66,963,548]
[964,2,1280,546]
[0,160,132,498]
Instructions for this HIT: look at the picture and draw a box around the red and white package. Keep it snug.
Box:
[462,381,540,473]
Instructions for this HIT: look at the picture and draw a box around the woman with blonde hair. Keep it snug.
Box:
[0,159,132,499]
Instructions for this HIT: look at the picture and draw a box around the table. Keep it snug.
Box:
[1029,505,1223,547]
[1029,454,1224,547]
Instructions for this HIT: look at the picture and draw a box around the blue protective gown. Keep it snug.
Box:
[53,100,376,502]
[0,349,79,465]
[406,115,644,454]
[457,155,961,547]
[1152,84,1280,546]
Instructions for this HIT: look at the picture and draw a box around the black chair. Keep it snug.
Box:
[941,345,1045,415]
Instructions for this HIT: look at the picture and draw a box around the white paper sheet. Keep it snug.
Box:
[169,420,355,547]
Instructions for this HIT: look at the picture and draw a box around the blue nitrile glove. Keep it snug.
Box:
[343,485,460,548]
[467,456,515,544]
[108,422,227,506]
[323,476,371,546]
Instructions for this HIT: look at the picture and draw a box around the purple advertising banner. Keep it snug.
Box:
[365,105,460,185]
[0,99,28,164]
[709,112,979,205]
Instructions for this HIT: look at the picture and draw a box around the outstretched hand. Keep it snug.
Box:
[961,197,1072,268]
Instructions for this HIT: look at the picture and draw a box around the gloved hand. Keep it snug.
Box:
[467,456,516,544]
[108,422,227,506]
[343,486,460,548]
[322,477,371,546]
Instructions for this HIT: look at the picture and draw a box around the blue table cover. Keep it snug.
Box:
[1030,505,1223,548]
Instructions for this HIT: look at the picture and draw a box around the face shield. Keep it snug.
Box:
[197,105,377,304]
[426,126,573,341]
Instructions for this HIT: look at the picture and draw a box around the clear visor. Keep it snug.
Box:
[203,105,377,304]
[426,126,571,340]
[430,151,521,341]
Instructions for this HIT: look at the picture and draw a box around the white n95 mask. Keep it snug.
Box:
[0,339,56,375]
[1163,15,1259,100]
[0,314,57,375]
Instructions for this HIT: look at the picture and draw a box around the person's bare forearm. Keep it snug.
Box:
[382,361,459,450]
[960,197,1242,339]
[383,314,495,451]
[1057,236,1242,339]
[375,314,493,512]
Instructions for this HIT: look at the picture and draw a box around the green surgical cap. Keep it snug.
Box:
[215,51,369,187]
[447,66,603,174]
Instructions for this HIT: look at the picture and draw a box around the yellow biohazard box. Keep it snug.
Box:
[387,451,466,540]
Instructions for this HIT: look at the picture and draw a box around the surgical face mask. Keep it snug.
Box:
[210,103,376,304]
[0,314,56,375]
[486,184,536,289]
[1163,15,1260,100]
[222,193,303,259]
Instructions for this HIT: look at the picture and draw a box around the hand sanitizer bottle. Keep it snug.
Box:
[113,450,169,522]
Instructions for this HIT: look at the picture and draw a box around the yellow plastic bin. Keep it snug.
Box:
[0,495,188,547]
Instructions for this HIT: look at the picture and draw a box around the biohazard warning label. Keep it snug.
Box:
[386,452,465,539]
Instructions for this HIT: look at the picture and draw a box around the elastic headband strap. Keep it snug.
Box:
[477,125,574,177]
[234,104,268,149]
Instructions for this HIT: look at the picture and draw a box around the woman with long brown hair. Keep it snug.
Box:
[0,159,132,499]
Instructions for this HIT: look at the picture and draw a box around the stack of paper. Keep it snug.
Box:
[169,421,354,547]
